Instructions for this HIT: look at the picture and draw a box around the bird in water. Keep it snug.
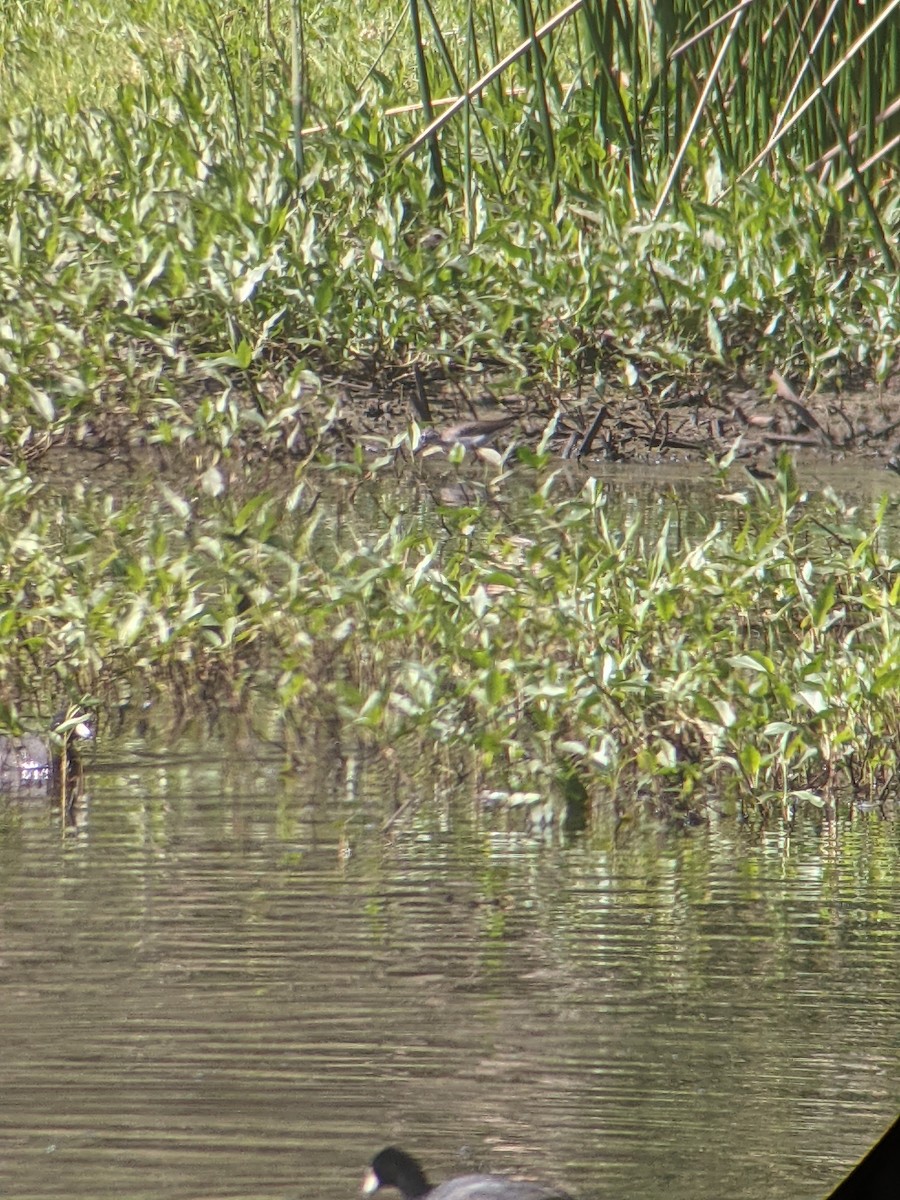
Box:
[361,1147,572,1200]
[362,1119,900,1200]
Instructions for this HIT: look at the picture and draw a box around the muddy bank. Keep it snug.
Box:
[383,366,900,474]
[7,362,900,480]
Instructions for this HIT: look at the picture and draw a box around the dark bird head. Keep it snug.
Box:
[362,1149,431,1200]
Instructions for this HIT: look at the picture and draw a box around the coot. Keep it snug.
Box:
[362,1148,571,1200]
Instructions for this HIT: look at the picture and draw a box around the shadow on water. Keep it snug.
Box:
[0,705,897,1200]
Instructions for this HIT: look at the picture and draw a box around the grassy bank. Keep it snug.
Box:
[0,1,898,464]
[2,454,899,821]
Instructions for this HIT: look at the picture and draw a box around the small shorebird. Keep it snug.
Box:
[417,414,519,451]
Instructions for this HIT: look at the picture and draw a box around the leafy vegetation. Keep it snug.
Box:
[2,451,899,821]
[0,1,897,468]
[1,4,898,825]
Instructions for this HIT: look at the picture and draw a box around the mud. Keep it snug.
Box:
[9,365,900,482]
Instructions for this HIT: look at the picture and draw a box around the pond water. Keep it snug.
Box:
[0,720,897,1200]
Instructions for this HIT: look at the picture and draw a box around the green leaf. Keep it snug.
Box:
[811,579,836,629]
[739,744,762,780]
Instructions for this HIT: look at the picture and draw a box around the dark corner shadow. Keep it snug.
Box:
[823,1114,899,1200]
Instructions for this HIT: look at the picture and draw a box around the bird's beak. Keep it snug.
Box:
[361,1168,380,1197]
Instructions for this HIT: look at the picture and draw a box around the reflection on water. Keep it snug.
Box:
[0,722,897,1200]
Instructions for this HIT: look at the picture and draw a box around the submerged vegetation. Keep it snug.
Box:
[2,452,900,821]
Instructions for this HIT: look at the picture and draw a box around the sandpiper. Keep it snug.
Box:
[417,414,519,452]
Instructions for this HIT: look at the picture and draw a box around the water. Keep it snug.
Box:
[0,724,897,1200]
